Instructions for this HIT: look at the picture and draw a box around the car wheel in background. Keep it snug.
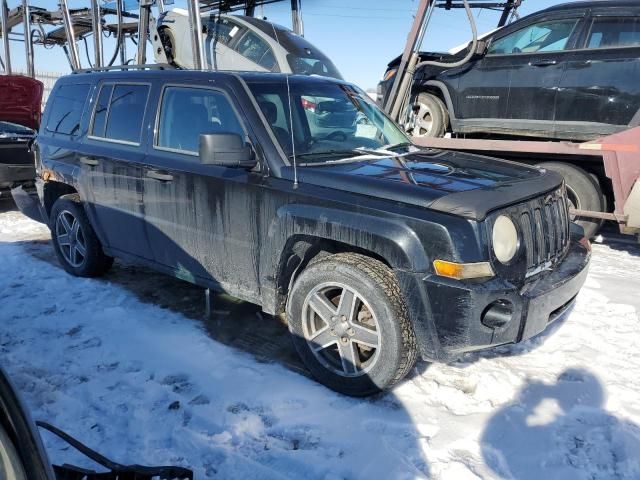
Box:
[50,194,114,277]
[538,162,605,239]
[411,92,448,138]
[286,253,418,396]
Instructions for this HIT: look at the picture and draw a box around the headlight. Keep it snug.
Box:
[492,215,519,264]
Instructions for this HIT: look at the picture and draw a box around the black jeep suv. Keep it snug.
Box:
[380,0,640,141]
[15,68,590,396]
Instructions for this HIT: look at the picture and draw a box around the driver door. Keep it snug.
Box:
[142,80,265,298]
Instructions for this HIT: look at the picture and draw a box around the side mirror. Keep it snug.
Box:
[199,133,256,168]
[475,39,489,56]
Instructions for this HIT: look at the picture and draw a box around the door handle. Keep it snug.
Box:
[146,170,174,182]
[529,59,558,67]
[80,156,99,166]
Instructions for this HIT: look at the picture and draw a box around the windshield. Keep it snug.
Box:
[247,79,409,164]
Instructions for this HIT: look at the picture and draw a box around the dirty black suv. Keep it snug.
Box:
[16,68,590,396]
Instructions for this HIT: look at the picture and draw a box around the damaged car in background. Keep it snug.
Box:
[0,75,43,197]
[378,1,640,141]
[14,68,590,397]
[156,8,342,78]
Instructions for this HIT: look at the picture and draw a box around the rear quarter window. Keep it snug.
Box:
[45,84,91,137]
[90,83,150,145]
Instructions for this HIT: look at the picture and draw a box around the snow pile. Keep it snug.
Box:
[1,206,639,479]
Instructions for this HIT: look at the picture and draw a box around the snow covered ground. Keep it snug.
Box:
[1,200,640,479]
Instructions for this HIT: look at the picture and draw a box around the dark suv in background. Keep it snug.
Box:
[15,68,590,396]
[379,0,640,141]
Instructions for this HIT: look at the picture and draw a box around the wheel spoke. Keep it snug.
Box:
[338,341,359,375]
[308,327,337,352]
[57,233,70,246]
[70,245,78,265]
[75,239,87,257]
[308,293,337,324]
[351,324,379,348]
[59,213,72,234]
[70,218,80,239]
[337,288,357,322]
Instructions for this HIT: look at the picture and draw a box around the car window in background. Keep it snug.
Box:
[46,84,90,137]
[157,87,245,154]
[235,31,279,71]
[208,17,242,46]
[488,19,578,54]
[587,17,640,48]
[287,54,342,79]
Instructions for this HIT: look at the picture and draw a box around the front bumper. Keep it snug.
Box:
[407,234,590,361]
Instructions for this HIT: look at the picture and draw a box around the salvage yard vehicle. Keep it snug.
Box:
[14,67,590,396]
[0,75,43,196]
[380,0,640,141]
[156,9,342,78]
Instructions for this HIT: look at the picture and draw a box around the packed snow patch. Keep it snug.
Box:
[1,205,640,479]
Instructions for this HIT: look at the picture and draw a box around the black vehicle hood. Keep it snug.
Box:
[283,150,563,221]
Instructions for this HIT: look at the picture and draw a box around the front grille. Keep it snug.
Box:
[502,186,571,277]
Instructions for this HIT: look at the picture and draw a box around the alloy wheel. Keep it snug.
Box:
[302,282,381,378]
[55,210,87,268]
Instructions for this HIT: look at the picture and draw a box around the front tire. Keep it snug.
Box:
[287,253,417,396]
[50,194,113,277]
[411,92,448,138]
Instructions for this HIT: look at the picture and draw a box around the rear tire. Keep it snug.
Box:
[538,162,605,239]
[412,92,448,138]
[50,194,113,277]
[286,253,417,396]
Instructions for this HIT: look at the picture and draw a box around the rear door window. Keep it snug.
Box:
[156,86,245,155]
[90,83,149,144]
[587,17,640,49]
[46,84,91,137]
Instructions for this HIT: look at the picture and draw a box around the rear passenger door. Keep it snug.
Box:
[78,81,152,260]
[556,8,640,133]
[142,81,264,297]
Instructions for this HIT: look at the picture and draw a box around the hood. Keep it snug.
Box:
[284,150,564,221]
[0,75,44,131]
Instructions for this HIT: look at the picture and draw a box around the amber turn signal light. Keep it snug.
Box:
[433,260,494,280]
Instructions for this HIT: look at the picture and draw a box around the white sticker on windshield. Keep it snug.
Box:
[230,26,239,37]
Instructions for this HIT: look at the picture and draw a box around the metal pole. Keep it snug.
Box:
[245,0,256,17]
[137,0,151,64]
[187,0,204,69]
[383,0,434,119]
[1,0,11,74]
[291,0,303,36]
[157,0,166,14]
[22,0,34,77]
[90,0,102,67]
[60,0,80,70]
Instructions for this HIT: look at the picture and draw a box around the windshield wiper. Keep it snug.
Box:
[382,141,413,151]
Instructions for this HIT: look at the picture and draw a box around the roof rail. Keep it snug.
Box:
[72,64,175,74]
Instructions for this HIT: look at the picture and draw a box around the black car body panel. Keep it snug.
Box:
[19,69,590,362]
[381,0,640,140]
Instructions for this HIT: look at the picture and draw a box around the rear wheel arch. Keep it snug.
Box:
[43,181,78,220]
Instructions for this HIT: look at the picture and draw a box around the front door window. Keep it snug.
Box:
[488,19,579,55]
